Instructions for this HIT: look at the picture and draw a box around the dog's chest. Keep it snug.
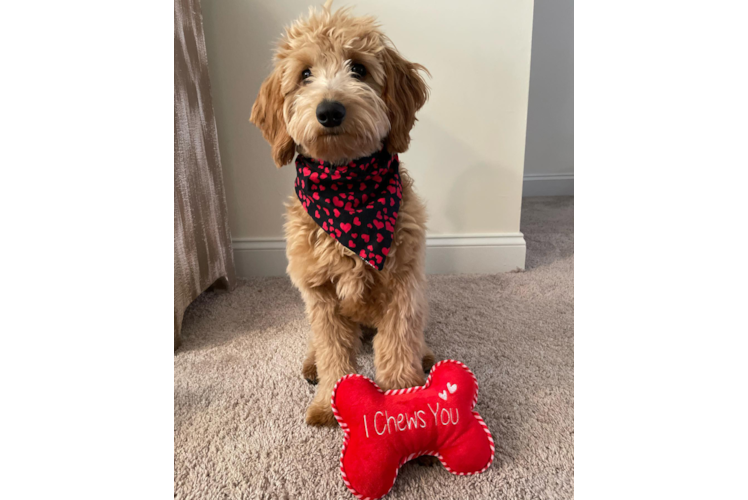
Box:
[335,274,390,323]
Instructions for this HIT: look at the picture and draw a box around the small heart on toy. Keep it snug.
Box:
[447,383,457,394]
[438,390,448,401]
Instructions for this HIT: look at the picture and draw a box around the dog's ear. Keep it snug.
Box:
[382,46,430,154]
[250,68,296,168]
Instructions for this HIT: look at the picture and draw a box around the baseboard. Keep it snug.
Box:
[423,234,526,275]
[232,233,526,277]
[522,173,574,197]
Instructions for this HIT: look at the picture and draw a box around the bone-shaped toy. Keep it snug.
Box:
[331,360,495,499]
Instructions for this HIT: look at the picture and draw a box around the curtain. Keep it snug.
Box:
[174,0,235,349]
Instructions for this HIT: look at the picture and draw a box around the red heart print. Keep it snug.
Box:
[294,151,403,270]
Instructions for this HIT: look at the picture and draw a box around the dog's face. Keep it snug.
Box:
[251,4,429,167]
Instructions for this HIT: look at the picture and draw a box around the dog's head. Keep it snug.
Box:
[250,1,429,167]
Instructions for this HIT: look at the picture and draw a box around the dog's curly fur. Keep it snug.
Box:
[250,1,433,426]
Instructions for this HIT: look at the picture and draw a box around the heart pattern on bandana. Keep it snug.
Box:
[294,149,402,270]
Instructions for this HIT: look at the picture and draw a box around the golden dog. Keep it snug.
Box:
[250,1,433,426]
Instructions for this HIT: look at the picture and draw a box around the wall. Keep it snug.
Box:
[201,0,534,276]
[523,0,574,196]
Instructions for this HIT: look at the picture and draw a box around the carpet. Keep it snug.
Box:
[175,196,574,499]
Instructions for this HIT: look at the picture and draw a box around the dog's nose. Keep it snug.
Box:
[316,100,346,128]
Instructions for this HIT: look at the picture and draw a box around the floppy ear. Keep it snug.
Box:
[381,47,430,154]
[249,69,296,167]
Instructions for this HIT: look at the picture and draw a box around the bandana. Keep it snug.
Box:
[294,148,402,270]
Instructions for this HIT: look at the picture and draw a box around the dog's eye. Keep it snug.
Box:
[301,68,312,82]
[351,63,366,79]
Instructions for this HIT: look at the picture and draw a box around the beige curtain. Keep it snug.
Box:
[174,0,235,349]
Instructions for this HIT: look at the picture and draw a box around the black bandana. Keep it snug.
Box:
[294,149,402,270]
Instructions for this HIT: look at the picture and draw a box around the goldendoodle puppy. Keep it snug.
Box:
[250,1,434,426]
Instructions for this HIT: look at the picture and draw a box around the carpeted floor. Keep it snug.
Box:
[175,196,574,500]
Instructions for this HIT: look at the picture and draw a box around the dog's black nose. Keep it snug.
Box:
[316,100,346,128]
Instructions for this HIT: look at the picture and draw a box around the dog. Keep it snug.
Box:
[250,0,434,426]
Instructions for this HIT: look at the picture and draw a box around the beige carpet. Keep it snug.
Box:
[175,196,574,500]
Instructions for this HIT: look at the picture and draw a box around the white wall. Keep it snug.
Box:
[202,0,534,275]
[523,0,574,196]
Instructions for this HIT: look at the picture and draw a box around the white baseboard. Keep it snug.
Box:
[523,173,574,197]
[233,233,526,277]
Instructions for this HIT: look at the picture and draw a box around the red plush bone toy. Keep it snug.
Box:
[331,360,494,499]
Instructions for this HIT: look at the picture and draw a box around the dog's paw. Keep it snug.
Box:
[377,370,426,392]
[305,403,337,427]
[302,358,318,385]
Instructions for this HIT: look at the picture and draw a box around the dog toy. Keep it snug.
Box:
[331,360,495,499]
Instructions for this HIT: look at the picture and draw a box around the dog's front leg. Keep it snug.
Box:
[302,286,360,426]
[373,282,427,391]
